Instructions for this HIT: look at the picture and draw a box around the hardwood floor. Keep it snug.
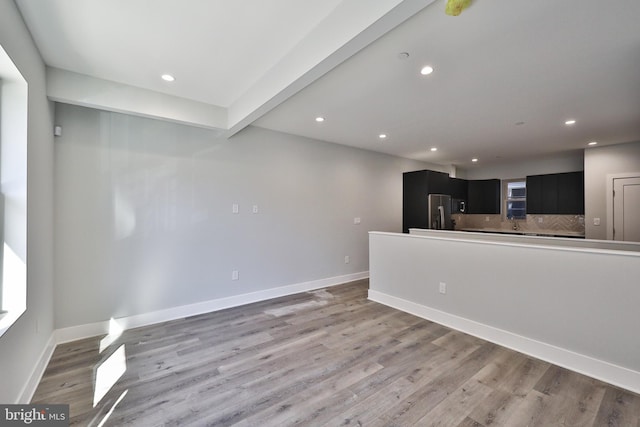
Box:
[32,280,640,426]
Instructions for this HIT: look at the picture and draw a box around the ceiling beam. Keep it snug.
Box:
[46,67,227,132]
[224,0,437,138]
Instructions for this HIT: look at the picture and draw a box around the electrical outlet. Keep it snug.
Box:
[353,217,361,224]
[252,205,259,214]
[344,256,350,264]
[232,203,239,214]
[232,270,239,280]
[537,217,543,223]
[439,282,446,294]
[485,216,490,222]
[593,218,601,226]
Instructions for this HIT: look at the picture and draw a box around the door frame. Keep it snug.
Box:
[606,172,640,240]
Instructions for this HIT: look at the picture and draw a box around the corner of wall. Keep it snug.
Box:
[0,0,56,404]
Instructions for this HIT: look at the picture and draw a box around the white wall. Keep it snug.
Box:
[54,103,430,329]
[460,150,584,180]
[369,231,640,393]
[584,141,640,240]
[0,1,55,403]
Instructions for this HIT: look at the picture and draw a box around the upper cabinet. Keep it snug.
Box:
[402,170,450,232]
[526,171,584,214]
[448,177,468,200]
[557,171,584,214]
[466,179,501,214]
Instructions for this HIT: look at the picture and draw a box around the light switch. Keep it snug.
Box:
[252,205,259,214]
[354,217,361,224]
[593,218,601,226]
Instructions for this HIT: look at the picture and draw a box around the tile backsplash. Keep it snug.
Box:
[453,214,585,234]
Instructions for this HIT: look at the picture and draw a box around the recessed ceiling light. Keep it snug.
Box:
[315,117,325,123]
[588,141,598,146]
[420,66,434,75]
[161,74,175,82]
[430,147,437,152]
[471,158,478,162]
[379,134,387,139]
[565,119,576,125]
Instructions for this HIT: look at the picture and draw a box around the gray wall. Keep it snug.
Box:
[460,150,584,180]
[584,141,640,239]
[369,231,640,392]
[0,1,55,403]
[54,104,431,328]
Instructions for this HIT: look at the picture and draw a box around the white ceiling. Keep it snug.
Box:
[16,0,345,107]
[15,0,640,168]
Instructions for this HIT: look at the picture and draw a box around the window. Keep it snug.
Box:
[0,44,28,338]
[504,179,526,220]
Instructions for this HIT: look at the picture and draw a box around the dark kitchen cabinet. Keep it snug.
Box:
[527,174,559,213]
[402,169,451,232]
[466,179,500,214]
[448,177,468,200]
[541,174,559,212]
[558,171,584,214]
[526,171,584,214]
[526,174,543,213]
[403,170,503,231]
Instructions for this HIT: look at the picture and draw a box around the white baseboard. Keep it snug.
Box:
[55,271,369,345]
[19,333,56,403]
[368,289,640,395]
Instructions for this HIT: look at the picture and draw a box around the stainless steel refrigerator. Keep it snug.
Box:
[428,194,453,230]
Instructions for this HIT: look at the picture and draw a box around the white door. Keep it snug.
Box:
[613,177,640,241]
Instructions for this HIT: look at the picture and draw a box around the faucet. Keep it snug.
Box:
[509,216,519,230]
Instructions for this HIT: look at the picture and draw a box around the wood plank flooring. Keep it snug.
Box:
[32,279,640,426]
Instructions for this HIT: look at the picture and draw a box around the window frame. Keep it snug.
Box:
[0,45,29,338]
[502,178,527,221]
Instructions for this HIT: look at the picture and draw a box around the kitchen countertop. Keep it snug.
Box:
[459,227,585,238]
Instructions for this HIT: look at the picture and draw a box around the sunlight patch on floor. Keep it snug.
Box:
[93,345,127,407]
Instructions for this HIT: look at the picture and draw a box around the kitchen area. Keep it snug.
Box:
[403,168,586,238]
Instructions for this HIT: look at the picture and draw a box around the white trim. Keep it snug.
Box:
[55,271,368,344]
[375,230,640,257]
[368,289,640,395]
[18,333,56,403]
[54,321,109,345]
[606,172,640,240]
